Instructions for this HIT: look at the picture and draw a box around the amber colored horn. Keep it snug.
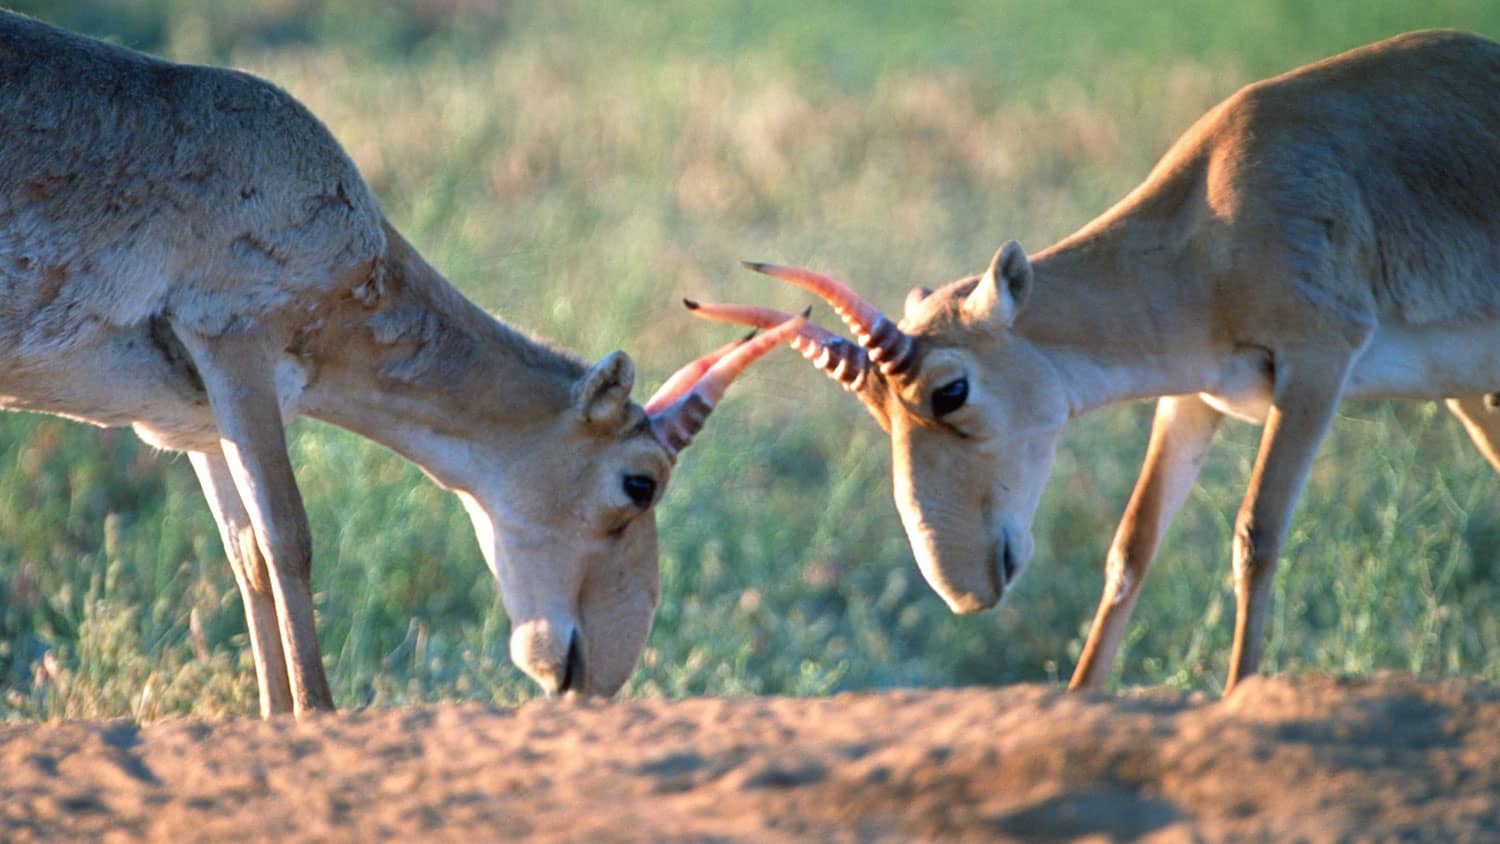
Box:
[642,330,756,415]
[740,261,917,376]
[684,300,871,391]
[648,314,806,455]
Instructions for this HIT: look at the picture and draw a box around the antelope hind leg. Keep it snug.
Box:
[190,449,295,718]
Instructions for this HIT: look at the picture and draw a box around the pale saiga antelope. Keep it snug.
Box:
[693,29,1500,694]
[0,10,804,717]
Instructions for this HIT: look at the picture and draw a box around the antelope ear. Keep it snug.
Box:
[575,350,636,429]
[903,285,933,322]
[964,241,1032,326]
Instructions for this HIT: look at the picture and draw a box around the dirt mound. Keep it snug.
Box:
[2,673,1497,841]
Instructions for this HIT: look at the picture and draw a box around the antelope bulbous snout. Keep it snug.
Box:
[509,618,586,696]
[911,524,1034,615]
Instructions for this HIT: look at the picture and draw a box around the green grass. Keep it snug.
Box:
[3,0,1499,719]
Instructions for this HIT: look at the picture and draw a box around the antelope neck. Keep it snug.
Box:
[1017,216,1223,418]
[301,224,587,488]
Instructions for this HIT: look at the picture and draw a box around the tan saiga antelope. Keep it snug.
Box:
[0,10,803,717]
[693,30,1500,693]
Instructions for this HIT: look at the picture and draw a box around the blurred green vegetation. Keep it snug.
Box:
[3,1,1499,719]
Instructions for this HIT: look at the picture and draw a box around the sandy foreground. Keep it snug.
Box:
[2,673,1497,842]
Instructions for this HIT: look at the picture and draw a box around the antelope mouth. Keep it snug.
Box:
[1001,539,1020,585]
[991,527,1021,601]
[558,629,586,695]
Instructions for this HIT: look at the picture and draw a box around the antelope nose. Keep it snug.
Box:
[509,618,585,695]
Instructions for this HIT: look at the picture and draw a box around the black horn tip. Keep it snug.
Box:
[740,260,770,273]
[800,305,813,318]
[682,298,700,310]
[740,329,759,343]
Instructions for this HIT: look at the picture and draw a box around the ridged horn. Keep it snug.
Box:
[648,314,806,456]
[684,300,870,391]
[642,329,756,416]
[740,261,918,377]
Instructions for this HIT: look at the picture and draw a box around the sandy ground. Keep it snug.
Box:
[2,673,1497,842]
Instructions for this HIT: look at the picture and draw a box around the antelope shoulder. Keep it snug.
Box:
[1196,31,1500,329]
[0,12,384,353]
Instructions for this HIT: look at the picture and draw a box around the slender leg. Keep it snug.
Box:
[1070,395,1223,691]
[173,322,334,714]
[1225,341,1356,693]
[1445,396,1500,474]
[190,449,294,717]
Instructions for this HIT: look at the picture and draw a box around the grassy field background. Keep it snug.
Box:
[3,0,1499,719]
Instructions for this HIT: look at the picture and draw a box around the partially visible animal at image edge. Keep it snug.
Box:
[696,29,1500,693]
[0,10,803,717]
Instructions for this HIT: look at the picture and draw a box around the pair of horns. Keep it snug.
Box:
[643,314,806,455]
[743,263,918,377]
[684,300,873,391]
[685,262,916,391]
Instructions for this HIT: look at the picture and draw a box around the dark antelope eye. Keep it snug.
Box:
[622,474,657,508]
[931,377,969,417]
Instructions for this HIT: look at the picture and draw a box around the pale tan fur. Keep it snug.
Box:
[0,11,679,716]
[807,31,1500,694]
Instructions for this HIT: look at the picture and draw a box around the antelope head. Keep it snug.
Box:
[690,243,1065,612]
[453,316,805,696]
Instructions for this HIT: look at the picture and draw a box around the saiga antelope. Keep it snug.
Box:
[694,30,1500,693]
[0,11,802,717]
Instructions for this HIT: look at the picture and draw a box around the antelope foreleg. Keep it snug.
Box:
[1445,396,1500,474]
[175,323,334,715]
[1070,395,1222,691]
[1225,341,1356,694]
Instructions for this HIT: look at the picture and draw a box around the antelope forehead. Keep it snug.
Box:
[595,425,675,482]
[899,292,970,335]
